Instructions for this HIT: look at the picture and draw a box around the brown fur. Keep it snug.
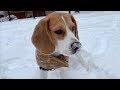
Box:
[31,12,79,69]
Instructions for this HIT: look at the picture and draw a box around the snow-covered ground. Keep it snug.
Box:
[0,11,120,79]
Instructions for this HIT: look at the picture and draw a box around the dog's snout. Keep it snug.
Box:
[71,42,82,51]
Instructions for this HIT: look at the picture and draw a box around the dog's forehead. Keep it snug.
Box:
[50,13,70,20]
[47,13,73,27]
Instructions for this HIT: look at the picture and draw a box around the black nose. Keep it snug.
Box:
[71,42,82,51]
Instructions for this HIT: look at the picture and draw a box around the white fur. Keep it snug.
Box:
[54,16,79,56]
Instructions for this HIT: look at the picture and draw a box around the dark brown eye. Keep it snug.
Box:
[72,27,76,32]
[55,29,63,34]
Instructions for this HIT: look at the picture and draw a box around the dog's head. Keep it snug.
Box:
[32,12,81,57]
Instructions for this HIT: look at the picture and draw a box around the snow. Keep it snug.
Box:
[0,11,120,79]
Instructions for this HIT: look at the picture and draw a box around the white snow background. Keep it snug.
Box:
[0,11,120,79]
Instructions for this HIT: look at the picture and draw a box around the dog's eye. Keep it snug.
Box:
[55,29,63,34]
[72,27,75,32]
[72,27,76,32]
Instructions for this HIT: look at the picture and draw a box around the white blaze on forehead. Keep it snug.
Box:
[61,16,69,31]
[53,16,78,56]
[61,16,77,40]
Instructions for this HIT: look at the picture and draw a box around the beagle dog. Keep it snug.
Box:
[31,12,82,72]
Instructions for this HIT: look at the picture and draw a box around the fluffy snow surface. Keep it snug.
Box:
[0,11,120,79]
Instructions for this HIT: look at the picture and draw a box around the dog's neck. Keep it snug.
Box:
[35,50,69,70]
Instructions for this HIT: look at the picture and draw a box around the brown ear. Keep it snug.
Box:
[70,15,79,40]
[31,18,55,54]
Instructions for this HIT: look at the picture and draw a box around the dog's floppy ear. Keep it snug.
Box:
[31,18,55,54]
[70,15,79,40]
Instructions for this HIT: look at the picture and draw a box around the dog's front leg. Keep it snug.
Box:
[47,70,61,79]
[39,70,48,79]
[39,70,60,79]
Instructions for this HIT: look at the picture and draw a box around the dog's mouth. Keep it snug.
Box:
[56,54,69,62]
[55,54,67,57]
[51,53,69,62]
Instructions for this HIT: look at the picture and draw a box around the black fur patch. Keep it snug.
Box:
[39,67,52,71]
